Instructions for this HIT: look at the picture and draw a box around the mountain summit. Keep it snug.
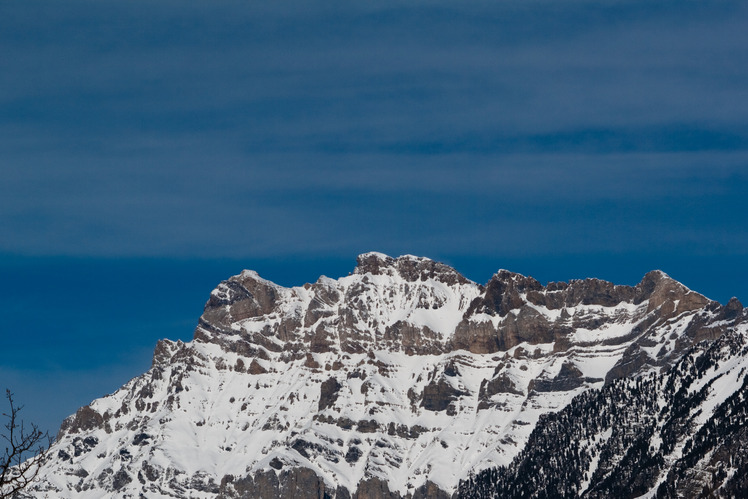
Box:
[18,254,748,498]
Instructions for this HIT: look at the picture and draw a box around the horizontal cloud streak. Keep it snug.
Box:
[2,152,746,258]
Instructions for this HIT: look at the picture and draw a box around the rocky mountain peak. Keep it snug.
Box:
[721,296,745,321]
[198,269,283,336]
[354,252,472,286]
[464,268,712,320]
[638,269,710,315]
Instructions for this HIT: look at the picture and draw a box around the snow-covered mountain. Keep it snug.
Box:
[17,253,747,498]
[458,310,748,498]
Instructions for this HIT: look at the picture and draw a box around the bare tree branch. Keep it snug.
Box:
[1,390,52,498]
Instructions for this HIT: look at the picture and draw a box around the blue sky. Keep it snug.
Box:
[1,0,747,435]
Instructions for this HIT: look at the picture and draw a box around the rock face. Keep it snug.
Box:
[17,252,748,498]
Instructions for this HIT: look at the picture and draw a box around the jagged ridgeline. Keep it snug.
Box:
[17,253,748,498]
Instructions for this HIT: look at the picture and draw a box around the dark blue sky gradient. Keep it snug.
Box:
[1,0,747,435]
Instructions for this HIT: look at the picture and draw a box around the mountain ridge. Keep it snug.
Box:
[14,253,746,498]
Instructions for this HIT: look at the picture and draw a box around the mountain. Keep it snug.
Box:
[457,302,748,498]
[15,253,747,498]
